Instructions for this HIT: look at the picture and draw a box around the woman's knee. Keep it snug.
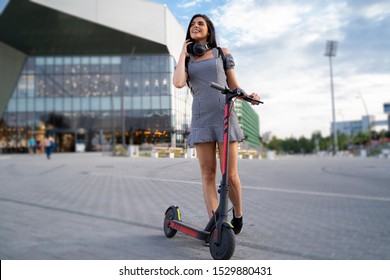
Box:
[228,173,240,185]
[201,168,217,182]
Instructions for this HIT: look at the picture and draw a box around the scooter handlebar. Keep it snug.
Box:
[209,82,263,105]
[243,95,263,105]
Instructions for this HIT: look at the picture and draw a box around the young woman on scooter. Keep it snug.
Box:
[173,14,260,235]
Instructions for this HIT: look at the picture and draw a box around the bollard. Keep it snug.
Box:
[187,148,196,159]
[128,145,139,157]
[266,150,275,160]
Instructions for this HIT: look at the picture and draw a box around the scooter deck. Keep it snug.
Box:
[169,220,210,241]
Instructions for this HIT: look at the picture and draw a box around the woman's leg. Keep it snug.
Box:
[218,141,242,217]
[195,142,218,219]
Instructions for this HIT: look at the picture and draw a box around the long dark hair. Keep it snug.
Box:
[185,14,217,48]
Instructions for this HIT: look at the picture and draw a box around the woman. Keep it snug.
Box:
[173,14,260,235]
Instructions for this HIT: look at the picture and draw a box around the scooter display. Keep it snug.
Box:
[163,82,263,260]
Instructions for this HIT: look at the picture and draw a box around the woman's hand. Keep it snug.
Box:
[182,39,192,57]
[173,39,192,88]
[247,92,261,105]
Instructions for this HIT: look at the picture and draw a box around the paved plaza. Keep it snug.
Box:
[0,152,389,260]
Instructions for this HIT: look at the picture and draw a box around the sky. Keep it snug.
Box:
[0,0,8,14]
[153,0,390,139]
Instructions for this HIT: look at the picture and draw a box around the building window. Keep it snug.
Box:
[1,54,191,151]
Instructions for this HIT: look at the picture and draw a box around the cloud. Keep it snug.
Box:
[359,2,390,20]
[177,0,211,10]
[211,0,313,45]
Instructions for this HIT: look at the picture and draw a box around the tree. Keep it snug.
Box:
[337,133,351,151]
[281,137,299,154]
[267,136,282,153]
[298,136,314,154]
[353,132,370,146]
[264,129,390,155]
[311,131,331,151]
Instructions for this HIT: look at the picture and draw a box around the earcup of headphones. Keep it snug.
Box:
[187,43,210,56]
[192,43,206,56]
[187,43,194,55]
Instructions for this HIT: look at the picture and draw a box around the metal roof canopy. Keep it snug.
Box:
[0,0,168,55]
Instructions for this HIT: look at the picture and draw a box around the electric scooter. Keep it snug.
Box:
[163,82,263,260]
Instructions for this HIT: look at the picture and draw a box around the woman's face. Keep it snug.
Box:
[190,16,208,42]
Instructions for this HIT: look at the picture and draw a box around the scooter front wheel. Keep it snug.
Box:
[163,206,179,238]
[209,226,235,260]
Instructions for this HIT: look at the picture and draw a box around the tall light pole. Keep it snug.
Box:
[325,40,338,155]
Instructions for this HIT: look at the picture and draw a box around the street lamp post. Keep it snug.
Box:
[325,40,338,155]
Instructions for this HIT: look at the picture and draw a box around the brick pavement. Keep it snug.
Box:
[0,153,389,260]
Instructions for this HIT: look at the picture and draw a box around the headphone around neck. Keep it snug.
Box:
[188,42,211,56]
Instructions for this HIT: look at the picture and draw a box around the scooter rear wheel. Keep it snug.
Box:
[163,206,179,238]
[210,226,235,260]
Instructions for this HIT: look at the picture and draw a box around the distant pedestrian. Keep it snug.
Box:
[29,136,36,154]
[44,134,55,159]
[35,139,41,154]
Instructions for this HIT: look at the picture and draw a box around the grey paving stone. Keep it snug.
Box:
[0,153,389,260]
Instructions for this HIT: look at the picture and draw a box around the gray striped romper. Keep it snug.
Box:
[186,48,245,147]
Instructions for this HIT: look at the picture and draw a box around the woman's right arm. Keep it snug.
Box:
[173,40,191,88]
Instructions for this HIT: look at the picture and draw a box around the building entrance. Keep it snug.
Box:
[56,133,75,153]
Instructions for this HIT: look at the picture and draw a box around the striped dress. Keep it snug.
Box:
[186,48,244,147]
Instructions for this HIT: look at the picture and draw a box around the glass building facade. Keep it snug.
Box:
[0,54,192,152]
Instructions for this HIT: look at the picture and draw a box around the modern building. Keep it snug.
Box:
[0,0,261,153]
[332,118,369,138]
[385,103,390,130]
[235,100,260,148]
[332,112,388,138]
[0,0,192,153]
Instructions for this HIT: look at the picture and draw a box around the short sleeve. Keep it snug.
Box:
[225,53,235,69]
